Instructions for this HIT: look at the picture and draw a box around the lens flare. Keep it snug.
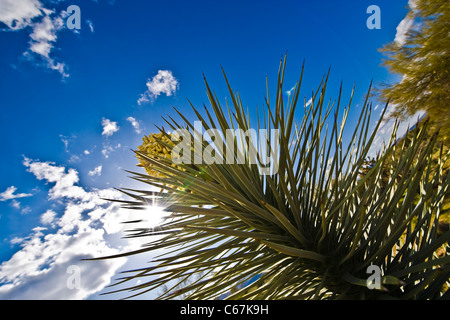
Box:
[144,205,169,228]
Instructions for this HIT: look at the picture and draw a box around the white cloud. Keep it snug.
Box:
[59,134,70,151]
[305,97,312,108]
[0,0,46,30]
[101,118,119,137]
[68,154,81,164]
[393,0,419,47]
[40,209,57,226]
[10,200,21,210]
[138,70,179,105]
[0,227,126,300]
[88,165,102,177]
[8,200,32,215]
[102,146,113,159]
[23,157,87,201]
[0,0,81,78]
[101,143,121,159]
[21,206,32,215]
[10,237,25,245]
[28,15,60,57]
[126,116,142,134]
[0,186,32,201]
[23,11,69,78]
[394,16,414,46]
[86,19,94,33]
[0,157,149,299]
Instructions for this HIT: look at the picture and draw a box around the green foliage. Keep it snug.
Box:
[93,57,450,300]
[378,0,450,137]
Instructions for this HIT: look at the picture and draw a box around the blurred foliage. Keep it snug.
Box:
[378,0,450,140]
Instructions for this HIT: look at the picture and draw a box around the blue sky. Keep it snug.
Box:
[0,0,416,299]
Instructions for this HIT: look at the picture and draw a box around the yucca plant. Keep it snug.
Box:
[94,56,450,300]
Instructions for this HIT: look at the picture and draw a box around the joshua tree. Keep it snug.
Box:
[94,56,450,300]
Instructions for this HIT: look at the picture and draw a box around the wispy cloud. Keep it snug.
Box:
[138,70,179,105]
[86,19,94,33]
[9,199,32,215]
[0,0,100,78]
[0,0,68,77]
[101,143,121,159]
[59,134,74,152]
[24,13,69,78]
[0,186,32,201]
[126,116,142,134]
[101,118,119,137]
[10,200,21,209]
[285,85,296,96]
[88,165,102,177]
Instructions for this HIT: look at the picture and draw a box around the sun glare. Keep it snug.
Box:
[145,205,169,228]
